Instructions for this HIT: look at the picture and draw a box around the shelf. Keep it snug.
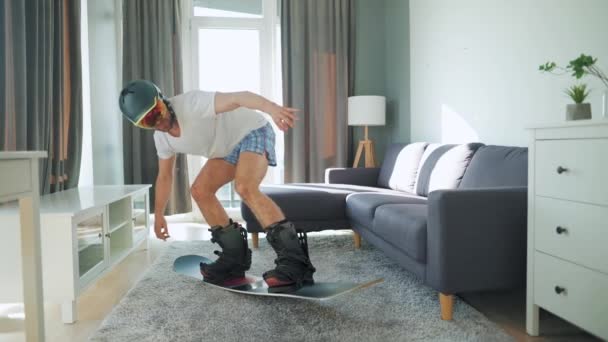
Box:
[133,225,148,244]
[77,225,102,252]
[78,237,99,253]
[132,211,146,225]
[109,219,130,234]
[109,197,130,228]
[132,208,146,217]
[110,247,131,265]
[78,243,104,277]
[132,204,149,244]
[109,220,132,259]
[0,184,151,325]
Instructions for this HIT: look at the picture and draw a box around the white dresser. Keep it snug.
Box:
[0,185,151,324]
[527,121,608,340]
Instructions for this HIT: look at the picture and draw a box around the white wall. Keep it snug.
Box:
[410,0,608,146]
[86,0,124,184]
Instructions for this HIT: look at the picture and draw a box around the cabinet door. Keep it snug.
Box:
[75,209,106,281]
[132,192,149,244]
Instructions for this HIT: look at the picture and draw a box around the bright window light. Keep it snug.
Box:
[198,29,261,93]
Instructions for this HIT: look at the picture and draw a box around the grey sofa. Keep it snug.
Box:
[241,142,528,320]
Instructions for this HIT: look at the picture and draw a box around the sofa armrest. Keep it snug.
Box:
[425,186,527,294]
[324,167,381,186]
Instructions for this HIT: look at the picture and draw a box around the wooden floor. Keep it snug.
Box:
[0,222,600,342]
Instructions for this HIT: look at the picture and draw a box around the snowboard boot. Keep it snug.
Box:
[200,219,252,285]
[263,220,316,293]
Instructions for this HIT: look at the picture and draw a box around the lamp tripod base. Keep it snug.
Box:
[353,139,376,168]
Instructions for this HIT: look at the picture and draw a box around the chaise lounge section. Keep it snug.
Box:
[241,142,528,320]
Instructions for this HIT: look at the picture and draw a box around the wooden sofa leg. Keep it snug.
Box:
[353,231,361,249]
[439,293,454,320]
[251,232,259,249]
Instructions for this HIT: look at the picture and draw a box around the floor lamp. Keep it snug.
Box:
[348,95,386,168]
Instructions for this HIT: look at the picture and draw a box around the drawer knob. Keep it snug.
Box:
[556,166,568,174]
[556,226,568,234]
[554,286,567,295]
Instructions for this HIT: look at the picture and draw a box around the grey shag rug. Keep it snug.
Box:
[90,234,513,342]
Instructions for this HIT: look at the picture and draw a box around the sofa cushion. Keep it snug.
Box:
[373,204,428,262]
[241,184,355,225]
[377,143,408,188]
[287,183,399,193]
[414,143,483,196]
[413,143,444,194]
[345,192,427,229]
[242,183,398,227]
[387,142,429,192]
[459,145,528,188]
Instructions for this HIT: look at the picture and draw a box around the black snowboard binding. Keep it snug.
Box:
[200,219,252,285]
[263,221,316,293]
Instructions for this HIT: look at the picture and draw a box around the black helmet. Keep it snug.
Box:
[118,80,163,125]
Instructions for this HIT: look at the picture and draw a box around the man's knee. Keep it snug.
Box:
[234,181,258,201]
[190,183,215,202]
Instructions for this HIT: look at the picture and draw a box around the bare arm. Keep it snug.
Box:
[214,91,299,131]
[155,155,175,216]
[153,155,175,240]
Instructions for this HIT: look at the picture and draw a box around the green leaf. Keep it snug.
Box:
[539,61,556,72]
[564,83,591,103]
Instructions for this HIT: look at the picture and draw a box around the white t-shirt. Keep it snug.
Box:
[153,90,269,159]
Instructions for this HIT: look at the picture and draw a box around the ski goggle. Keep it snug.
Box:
[134,97,164,129]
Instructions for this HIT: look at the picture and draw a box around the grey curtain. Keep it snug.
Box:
[281,0,355,183]
[1,0,82,194]
[122,0,191,214]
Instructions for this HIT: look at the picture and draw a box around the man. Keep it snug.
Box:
[118,80,315,293]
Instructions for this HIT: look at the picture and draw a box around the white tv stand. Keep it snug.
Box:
[0,185,151,323]
[0,152,47,341]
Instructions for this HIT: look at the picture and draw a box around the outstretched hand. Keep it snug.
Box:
[268,104,299,131]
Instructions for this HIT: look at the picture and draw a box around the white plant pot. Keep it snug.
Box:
[566,103,591,121]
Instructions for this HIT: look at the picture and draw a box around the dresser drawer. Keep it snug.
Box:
[535,139,608,205]
[0,159,32,197]
[534,252,608,339]
[535,196,608,274]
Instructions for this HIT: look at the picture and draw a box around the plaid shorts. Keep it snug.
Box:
[223,122,277,166]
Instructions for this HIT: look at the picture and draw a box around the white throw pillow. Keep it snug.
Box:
[414,143,483,196]
[413,143,441,194]
[427,144,481,193]
[387,142,429,193]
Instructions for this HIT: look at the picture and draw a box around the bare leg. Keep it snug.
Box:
[191,158,236,227]
[235,152,315,293]
[196,159,254,284]
[234,152,284,229]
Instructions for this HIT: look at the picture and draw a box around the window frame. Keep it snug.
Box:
[190,0,279,100]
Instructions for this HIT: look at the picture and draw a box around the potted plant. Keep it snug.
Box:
[540,54,608,120]
[540,54,608,88]
[564,84,591,120]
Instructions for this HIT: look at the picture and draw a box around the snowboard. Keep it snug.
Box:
[173,254,383,301]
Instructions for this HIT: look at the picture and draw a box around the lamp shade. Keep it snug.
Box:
[348,95,386,126]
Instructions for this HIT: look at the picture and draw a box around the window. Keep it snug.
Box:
[189,0,283,211]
